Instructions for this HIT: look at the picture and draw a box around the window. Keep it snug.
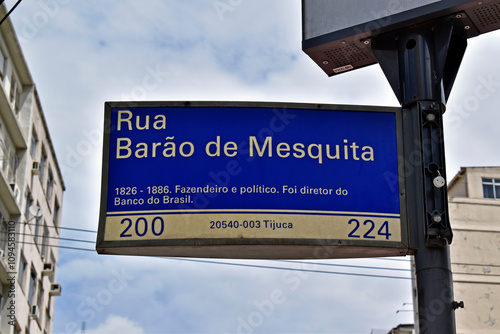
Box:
[28,268,37,306]
[0,214,13,255]
[0,219,7,253]
[41,224,49,259]
[8,148,16,183]
[53,201,60,233]
[39,150,46,184]
[49,252,57,283]
[1,142,10,176]
[18,255,27,290]
[34,214,42,247]
[9,73,20,113]
[46,169,54,202]
[25,189,33,220]
[482,178,500,199]
[37,280,44,314]
[30,130,38,157]
[0,48,5,78]
[45,307,51,333]
[0,293,5,325]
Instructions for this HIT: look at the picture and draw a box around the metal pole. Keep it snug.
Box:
[372,19,466,334]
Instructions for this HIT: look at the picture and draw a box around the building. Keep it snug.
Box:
[448,166,500,334]
[386,324,415,334]
[370,325,415,334]
[0,4,65,334]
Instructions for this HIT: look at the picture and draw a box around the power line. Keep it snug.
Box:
[17,224,412,266]
[5,225,415,277]
[3,236,415,280]
[164,257,412,280]
[23,222,97,234]
[11,232,496,280]
[23,231,414,272]
[8,224,499,280]
[15,232,95,244]
[0,0,23,26]
[5,239,94,252]
[275,259,411,273]
[8,231,412,273]
[5,225,415,279]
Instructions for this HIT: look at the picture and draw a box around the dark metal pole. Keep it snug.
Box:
[372,19,467,334]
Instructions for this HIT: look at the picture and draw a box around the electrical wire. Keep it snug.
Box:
[9,227,496,281]
[21,225,492,272]
[274,259,411,273]
[19,233,413,273]
[16,232,95,244]
[4,239,94,252]
[2,232,415,280]
[14,231,496,278]
[0,0,23,26]
[6,234,500,281]
[3,221,416,281]
[163,257,412,280]
[9,230,412,273]
[0,224,443,282]
[23,222,97,234]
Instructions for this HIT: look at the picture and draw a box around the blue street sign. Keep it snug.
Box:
[96,101,410,259]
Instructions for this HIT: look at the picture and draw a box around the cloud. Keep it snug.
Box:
[52,254,413,333]
[85,315,145,334]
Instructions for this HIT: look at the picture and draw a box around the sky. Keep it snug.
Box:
[4,0,500,333]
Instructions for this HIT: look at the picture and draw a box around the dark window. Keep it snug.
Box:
[28,268,37,306]
[39,151,46,184]
[41,224,50,259]
[18,255,27,289]
[34,215,41,247]
[25,190,33,220]
[46,169,54,202]
[482,178,500,199]
[0,48,5,78]
[53,201,60,233]
[0,219,7,253]
[30,130,38,157]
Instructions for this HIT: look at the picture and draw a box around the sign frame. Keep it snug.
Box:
[96,101,411,259]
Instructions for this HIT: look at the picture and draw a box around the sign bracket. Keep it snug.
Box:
[419,101,453,247]
[372,17,468,105]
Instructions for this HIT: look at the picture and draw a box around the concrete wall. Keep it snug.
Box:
[448,167,500,334]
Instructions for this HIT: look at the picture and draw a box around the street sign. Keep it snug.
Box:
[303,0,500,76]
[96,101,410,259]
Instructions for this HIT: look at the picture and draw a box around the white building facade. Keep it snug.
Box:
[0,5,65,334]
[448,166,500,334]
